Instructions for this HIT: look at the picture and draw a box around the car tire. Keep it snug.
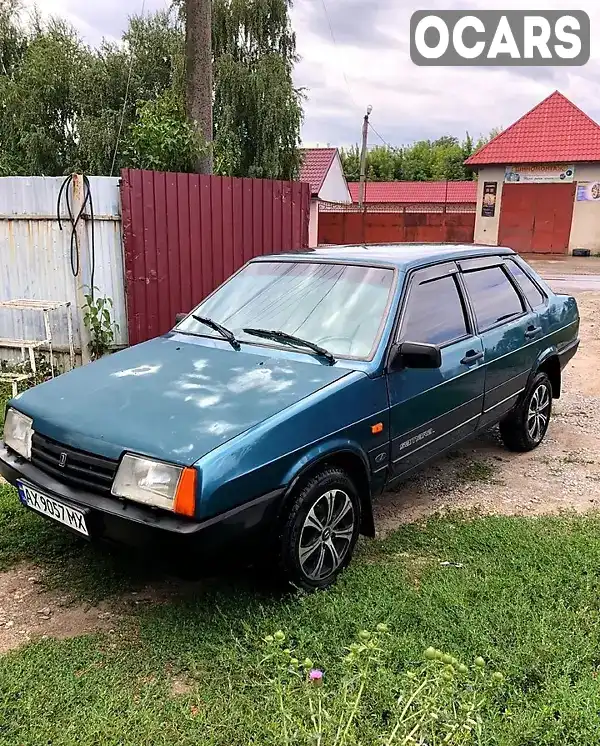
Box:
[499,371,553,452]
[279,467,361,592]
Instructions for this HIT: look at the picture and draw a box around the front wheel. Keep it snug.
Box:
[279,467,361,591]
[500,371,553,452]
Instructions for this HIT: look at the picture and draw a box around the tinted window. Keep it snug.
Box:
[401,275,467,346]
[505,260,545,308]
[462,266,524,330]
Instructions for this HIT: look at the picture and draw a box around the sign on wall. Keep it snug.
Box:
[481,182,497,217]
[504,164,575,184]
[576,181,600,201]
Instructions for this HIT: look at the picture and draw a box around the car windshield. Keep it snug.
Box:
[176,261,395,359]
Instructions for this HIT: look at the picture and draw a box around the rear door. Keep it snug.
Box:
[458,257,544,428]
[387,262,485,481]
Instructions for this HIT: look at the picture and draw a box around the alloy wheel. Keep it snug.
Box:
[298,489,355,581]
[527,383,551,443]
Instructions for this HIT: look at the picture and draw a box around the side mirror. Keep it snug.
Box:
[175,312,187,325]
[390,341,442,371]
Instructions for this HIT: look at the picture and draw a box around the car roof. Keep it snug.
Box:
[251,244,515,272]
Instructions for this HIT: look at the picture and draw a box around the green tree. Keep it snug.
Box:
[76,10,187,174]
[0,1,302,178]
[341,129,500,183]
[340,145,361,181]
[125,89,204,172]
[0,10,85,175]
[210,0,303,178]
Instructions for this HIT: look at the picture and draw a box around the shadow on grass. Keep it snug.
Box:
[0,481,288,605]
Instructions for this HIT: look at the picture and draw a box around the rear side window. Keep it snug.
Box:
[505,260,546,309]
[462,266,524,331]
[401,274,468,346]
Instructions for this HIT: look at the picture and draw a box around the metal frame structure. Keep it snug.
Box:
[0,299,75,396]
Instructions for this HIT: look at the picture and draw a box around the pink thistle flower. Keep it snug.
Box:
[309,669,323,686]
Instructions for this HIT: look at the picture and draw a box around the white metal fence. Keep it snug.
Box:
[0,176,128,368]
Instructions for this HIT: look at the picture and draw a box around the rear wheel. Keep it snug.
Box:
[500,371,553,452]
[279,467,361,591]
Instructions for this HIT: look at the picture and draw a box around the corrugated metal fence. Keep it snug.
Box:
[318,210,476,245]
[0,176,127,366]
[121,169,311,346]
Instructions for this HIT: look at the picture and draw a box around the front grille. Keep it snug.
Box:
[31,433,118,496]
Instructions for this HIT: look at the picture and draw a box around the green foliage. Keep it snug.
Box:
[125,89,205,172]
[263,627,503,744]
[2,508,600,743]
[211,0,303,179]
[82,290,119,360]
[0,353,55,388]
[340,129,501,184]
[0,4,186,175]
[0,0,301,178]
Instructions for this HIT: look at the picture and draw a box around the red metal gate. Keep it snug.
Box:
[498,183,575,254]
[121,169,310,345]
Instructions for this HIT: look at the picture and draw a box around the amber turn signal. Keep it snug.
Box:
[371,422,384,434]
[173,467,197,517]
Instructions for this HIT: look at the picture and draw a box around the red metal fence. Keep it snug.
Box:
[121,169,310,345]
[318,210,475,246]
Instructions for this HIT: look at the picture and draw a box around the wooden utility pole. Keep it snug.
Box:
[357,105,372,210]
[185,0,213,174]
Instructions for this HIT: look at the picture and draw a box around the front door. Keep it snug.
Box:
[387,263,486,482]
[458,259,543,428]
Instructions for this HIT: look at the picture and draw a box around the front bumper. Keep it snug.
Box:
[0,444,283,550]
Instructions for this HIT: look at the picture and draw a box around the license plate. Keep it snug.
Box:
[17,481,89,537]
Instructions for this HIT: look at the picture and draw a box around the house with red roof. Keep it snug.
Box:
[346,181,477,210]
[319,180,477,246]
[299,148,351,246]
[466,91,600,254]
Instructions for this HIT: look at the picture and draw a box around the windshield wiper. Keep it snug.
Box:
[242,328,336,364]
[192,315,240,350]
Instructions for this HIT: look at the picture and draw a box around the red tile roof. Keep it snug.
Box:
[465,91,600,166]
[348,181,477,204]
[299,148,337,196]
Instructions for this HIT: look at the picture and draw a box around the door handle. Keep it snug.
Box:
[460,350,484,365]
[525,325,542,339]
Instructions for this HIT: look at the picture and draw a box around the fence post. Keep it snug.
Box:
[71,174,92,364]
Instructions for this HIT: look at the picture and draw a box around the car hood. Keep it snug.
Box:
[12,336,352,465]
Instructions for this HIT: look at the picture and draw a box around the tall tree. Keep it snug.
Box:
[0,2,302,178]
[340,129,501,184]
[210,0,303,179]
[185,0,213,172]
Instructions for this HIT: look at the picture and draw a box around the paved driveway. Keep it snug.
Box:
[525,255,600,293]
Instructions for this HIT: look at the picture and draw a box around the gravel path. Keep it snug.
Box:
[374,291,600,533]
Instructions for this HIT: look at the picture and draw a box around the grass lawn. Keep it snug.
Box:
[1,474,600,745]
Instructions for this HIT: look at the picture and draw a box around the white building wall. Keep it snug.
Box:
[319,153,351,204]
[473,166,505,246]
[569,163,600,254]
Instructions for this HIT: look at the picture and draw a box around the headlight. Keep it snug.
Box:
[111,454,196,516]
[4,408,34,460]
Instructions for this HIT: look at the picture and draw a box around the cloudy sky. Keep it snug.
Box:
[26,0,600,149]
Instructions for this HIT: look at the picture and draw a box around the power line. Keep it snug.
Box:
[317,0,360,111]
[368,121,394,149]
[317,0,395,148]
[110,0,147,177]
